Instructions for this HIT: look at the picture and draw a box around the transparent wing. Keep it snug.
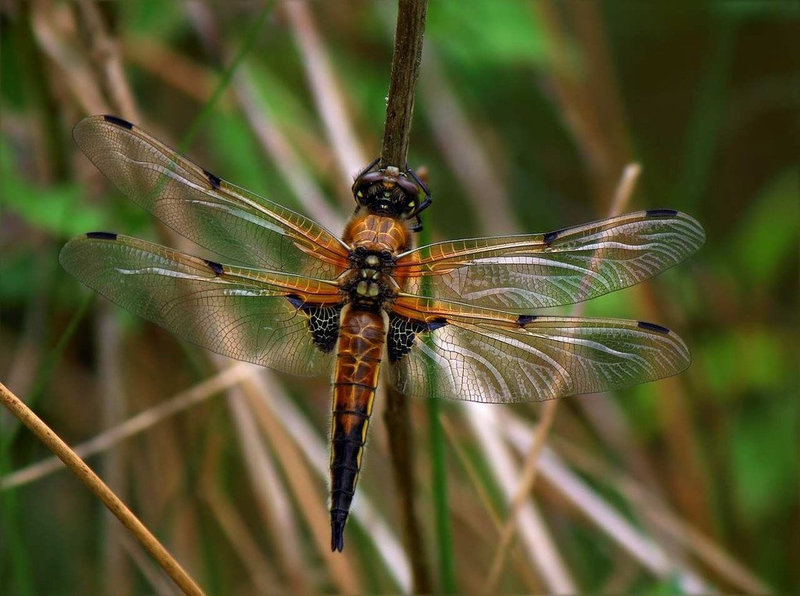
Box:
[395,210,705,311]
[60,233,342,377]
[389,297,690,403]
[73,115,350,277]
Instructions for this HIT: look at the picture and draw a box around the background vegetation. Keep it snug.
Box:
[1,1,797,593]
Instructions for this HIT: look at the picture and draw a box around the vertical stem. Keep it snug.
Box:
[383,386,432,592]
[380,0,428,167]
[378,0,441,590]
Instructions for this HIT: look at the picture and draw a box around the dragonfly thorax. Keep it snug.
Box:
[342,247,397,311]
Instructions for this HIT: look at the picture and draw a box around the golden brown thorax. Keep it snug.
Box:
[342,212,412,254]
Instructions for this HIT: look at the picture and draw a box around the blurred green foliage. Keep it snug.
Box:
[1,1,797,594]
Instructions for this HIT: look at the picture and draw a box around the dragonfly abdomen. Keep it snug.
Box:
[329,306,386,552]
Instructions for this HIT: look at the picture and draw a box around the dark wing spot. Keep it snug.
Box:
[387,313,430,362]
[304,304,342,352]
[86,231,118,241]
[517,314,538,326]
[204,259,224,276]
[203,168,221,190]
[102,115,133,130]
[286,294,304,309]
[286,299,342,353]
[543,230,559,246]
[427,317,448,331]
[646,208,678,217]
[638,320,670,334]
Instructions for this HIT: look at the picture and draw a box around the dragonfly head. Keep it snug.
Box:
[352,160,432,230]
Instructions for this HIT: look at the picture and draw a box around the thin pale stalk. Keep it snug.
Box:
[418,47,516,235]
[466,405,575,593]
[97,302,131,594]
[440,416,543,594]
[1,363,254,490]
[30,0,108,114]
[260,368,413,592]
[502,413,712,593]
[0,382,204,596]
[181,2,272,151]
[233,64,344,231]
[203,486,281,593]
[75,0,140,122]
[225,382,308,593]
[284,1,366,182]
[240,373,361,594]
[483,163,640,592]
[551,431,770,594]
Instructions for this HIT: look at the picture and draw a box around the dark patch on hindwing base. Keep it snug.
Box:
[388,313,447,362]
[287,295,342,353]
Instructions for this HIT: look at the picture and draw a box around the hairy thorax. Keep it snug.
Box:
[340,212,411,311]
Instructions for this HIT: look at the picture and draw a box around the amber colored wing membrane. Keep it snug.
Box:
[60,233,342,376]
[389,296,690,403]
[73,115,350,278]
[395,210,705,311]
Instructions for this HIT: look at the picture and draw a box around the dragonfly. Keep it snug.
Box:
[60,115,705,552]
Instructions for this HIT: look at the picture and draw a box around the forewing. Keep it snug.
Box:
[395,210,705,311]
[389,297,690,403]
[73,115,349,277]
[60,233,342,376]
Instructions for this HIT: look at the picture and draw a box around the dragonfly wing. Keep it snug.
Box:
[73,115,350,278]
[395,210,705,311]
[388,297,690,403]
[60,233,342,376]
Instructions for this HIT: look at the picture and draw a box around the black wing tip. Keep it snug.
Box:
[645,208,679,218]
[102,114,134,129]
[517,314,538,326]
[86,231,118,241]
[638,320,671,334]
[203,259,224,276]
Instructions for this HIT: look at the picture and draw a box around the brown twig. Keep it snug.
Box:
[0,381,204,596]
[383,386,433,592]
[377,1,431,590]
[380,0,428,167]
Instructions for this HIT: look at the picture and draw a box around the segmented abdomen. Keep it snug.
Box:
[329,305,385,551]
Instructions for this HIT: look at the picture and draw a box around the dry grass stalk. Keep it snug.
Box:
[0,381,204,595]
